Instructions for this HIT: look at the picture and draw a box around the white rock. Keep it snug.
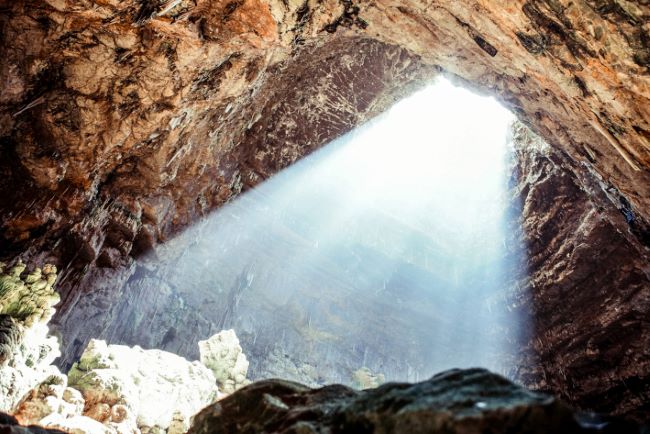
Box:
[68,339,219,433]
[44,414,114,434]
[63,387,86,417]
[0,323,62,413]
[351,367,385,390]
[198,330,250,394]
[0,261,61,413]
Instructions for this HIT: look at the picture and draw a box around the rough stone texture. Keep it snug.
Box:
[3,327,258,434]
[0,0,649,422]
[508,123,650,420]
[198,330,250,395]
[187,368,638,434]
[0,261,59,328]
[12,372,128,434]
[41,415,114,434]
[351,367,385,390]
[0,263,62,413]
[13,374,83,426]
[67,339,219,434]
[0,0,648,263]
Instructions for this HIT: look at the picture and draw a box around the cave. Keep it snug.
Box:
[1,0,649,433]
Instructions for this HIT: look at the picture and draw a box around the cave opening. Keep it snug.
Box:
[131,77,529,387]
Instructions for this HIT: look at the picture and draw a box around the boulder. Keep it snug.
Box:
[13,373,83,425]
[198,330,250,395]
[351,367,385,390]
[40,415,113,434]
[68,339,218,433]
[188,368,640,434]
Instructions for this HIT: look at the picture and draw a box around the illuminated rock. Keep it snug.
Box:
[68,339,218,434]
[0,262,62,413]
[40,414,113,434]
[0,261,60,327]
[198,330,250,395]
[351,367,385,390]
[13,373,81,425]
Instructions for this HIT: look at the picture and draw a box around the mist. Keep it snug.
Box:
[139,77,526,385]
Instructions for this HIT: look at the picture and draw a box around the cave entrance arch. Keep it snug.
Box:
[2,1,647,419]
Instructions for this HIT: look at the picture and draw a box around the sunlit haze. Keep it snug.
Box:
[145,77,525,385]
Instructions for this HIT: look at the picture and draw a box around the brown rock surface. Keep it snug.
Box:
[509,124,650,420]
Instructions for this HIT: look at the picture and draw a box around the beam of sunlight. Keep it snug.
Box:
[140,77,525,385]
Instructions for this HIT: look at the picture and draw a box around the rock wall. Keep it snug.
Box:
[1,0,648,275]
[1,2,648,264]
[65,339,218,434]
[509,123,650,420]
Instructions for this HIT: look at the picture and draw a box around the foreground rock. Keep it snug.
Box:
[0,258,260,432]
[188,368,640,434]
[198,330,250,395]
[67,339,219,434]
[10,329,256,434]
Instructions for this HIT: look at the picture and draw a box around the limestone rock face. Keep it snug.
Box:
[187,368,636,434]
[13,371,126,434]
[67,339,219,434]
[508,123,650,420]
[198,330,250,395]
[351,367,385,390]
[0,263,62,413]
[3,329,254,434]
[2,1,648,261]
[0,262,60,327]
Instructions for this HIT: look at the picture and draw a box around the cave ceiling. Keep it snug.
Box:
[1,0,648,263]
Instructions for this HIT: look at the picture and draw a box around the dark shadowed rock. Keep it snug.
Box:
[189,368,640,434]
[0,412,66,434]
